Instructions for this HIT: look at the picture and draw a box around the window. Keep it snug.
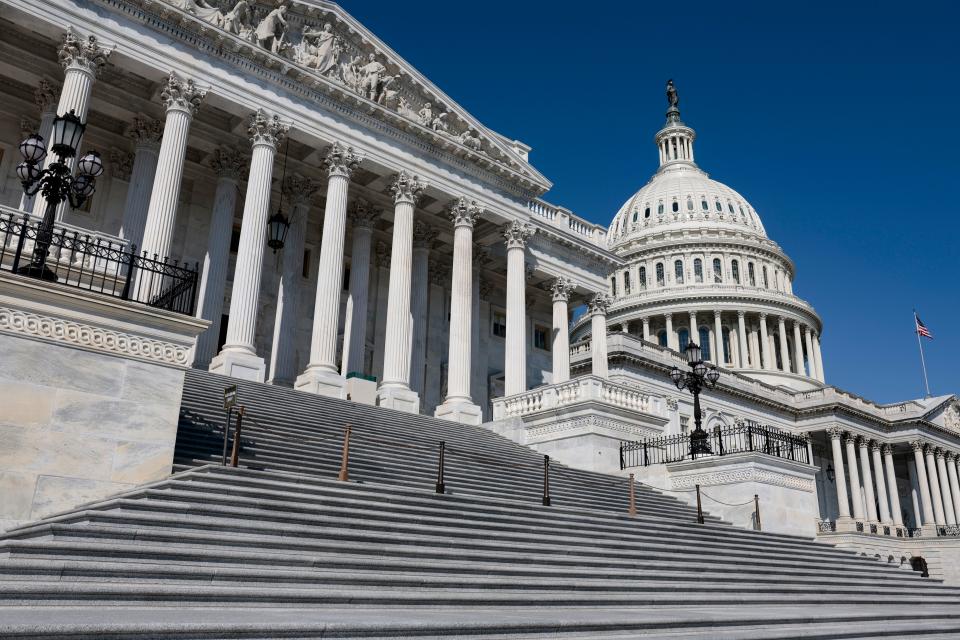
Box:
[657,203,664,215]
[656,262,665,286]
[687,198,693,211]
[680,416,690,434]
[610,276,617,296]
[672,201,679,213]
[739,206,745,216]
[644,207,651,218]
[694,258,703,283]
[728,203,734,214]
[713,258,722,283]
[657,329,668,347]
[301,249,312,279]
[492,310,507,338]
[678,328,690,352]
[638,266,647,289]
[674,259,684,284]
[748,262,756,286]
[731,259,740,284]
[699,327,712,361]
[533,324,551,351]
[715,200,722,212]
[762,266,769,288]
[623,271,631,295]
[722,327,732,364]
[632,210,638,222]
[701,199,708,211]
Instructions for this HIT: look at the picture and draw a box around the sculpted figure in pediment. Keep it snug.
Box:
[417,102,433,126]
[431,112,449,134]
[300,23,339,76]
[377,75,401,109]
[255,4,288,54]
[458,127,482,151]
[170,0,223,24]
[358,53,387,101]
[221,0,253,37]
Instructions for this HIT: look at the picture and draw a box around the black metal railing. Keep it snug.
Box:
[620,422,810,469]
[0,210,198,315]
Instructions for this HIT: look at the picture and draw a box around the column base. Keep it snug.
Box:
[266,376,294,388]
[834,517,858,533]
[209,348,266,382]
[295,367,347,399]
[377,384,420,414]
[434,398,483,425]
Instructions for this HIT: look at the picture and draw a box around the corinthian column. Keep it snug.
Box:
[550,277,574,384]
[436,197,484,424]
[139,72,206,262]
[758,313,771,370]
[883,444,904,526]
[21,80,58,212]
[193,147,246,369]
[870,441,892,524]
[267,175,318,386]
[844,433,865,521]
[777,317,791,373]
[935,449,957,526]
[713,311,723,365]
[340,201,378,377]
[409,222,437,397]
[792,321,805,375]
[209,110,287,382]
[827,428,851,521]
[377,171,427,413]
[912,441,936,526]
[36,30,111,219]
[947,452,960,528]
[589,293,611,379]
[737,311,749,368]
[503,221,535,396]
[804,327,816,379]
[857,437,878,523]
[813,332,826,382]
[118,116,164,250]
[296,142,362,396]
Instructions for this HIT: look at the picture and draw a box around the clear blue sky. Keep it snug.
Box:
[342,0,959,404]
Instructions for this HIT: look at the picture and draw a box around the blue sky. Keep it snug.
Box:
[342,0,959,404]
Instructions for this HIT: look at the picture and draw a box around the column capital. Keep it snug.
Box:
[109,148,134,181]
[412,221,438,250]
[375,241,391,268]
[34,78,58,113]
[910,439,927,452]
[325,141,363,179]
[282,174,320,205]
[126,115,164,151]
[390,170,426,205]
[664,312,673,320]
[247,108,287,148]
[588,293,611,316]
[714,309,722,320]
[503,220,535,249]
[843,431,858,446]
[935,447,946,460]
[737,310,746,318]
[945,450,956,462]
[448,196,483,228]
[209,147,247,181]
[160,71,206,117]
[793,319,802,329]
[882,443,894,456]
[58,28,112,76]
[550,276,574,303]
[758,312,768,320]
[349,199,379,229]
[869,439,883,454]
[856,435,869,449]
[826,426,845,441]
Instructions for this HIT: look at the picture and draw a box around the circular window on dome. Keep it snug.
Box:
[644,207,650,218]
[672,202,679,213]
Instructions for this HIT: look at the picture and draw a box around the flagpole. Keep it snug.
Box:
[914,311,931,398]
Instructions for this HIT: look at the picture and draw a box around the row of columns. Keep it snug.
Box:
[910,441,960,529]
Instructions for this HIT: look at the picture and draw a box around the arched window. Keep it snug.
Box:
[728,203,734,214]
[722,327,732,364]
[715,200,723,212]
[748,262,756,286]
[623,271,631,295]
[713,258,723,283]
[672,201,679,212]
[739,206,745,216]
[632,210,638,222]
[610,276,617,296]
[701,199,708,211]
[656,262,665,286]
[731,259,740,284]
[657,329,668,347]
[762,266,769,288]
[687,198,693,211]
[638,266,647,289]
[674,259,684,284]
[657,203,664,215]
[678,328,690,352]
[699,326,711,361]
[644,207,651,218]
[694,258,703,283]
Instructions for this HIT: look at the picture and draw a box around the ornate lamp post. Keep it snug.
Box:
[15,109,104,281]
[670,341,720,457]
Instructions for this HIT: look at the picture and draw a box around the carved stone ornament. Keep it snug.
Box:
[282,174,320,205]
[19,118,36,139]
[160,72,207,116]
[550,276,574,303]
[502,220,535,249]
[588,292,611,316]
[412,222,438,250]
[390,170,426,205]
[910,440,927,452]
[34,79,58,113]
[826,426,845,441]
[126,115,164,150]
[324,141,362,179]
[375,241,391,268]
[448,196,483,229]
[869,439,883,453]
[349,199,379,229]
[882,443,893,456]
[209,147,247,180]
[58,28,112,75]
[666,397,679,412]
[943,400,960,432]
[428,258,450,286]
[109,149,135,181]
[247,108,288,148]
[935,448,946,460]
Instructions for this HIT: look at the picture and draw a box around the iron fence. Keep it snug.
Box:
[620,422,810,469]
[0,210,198,315]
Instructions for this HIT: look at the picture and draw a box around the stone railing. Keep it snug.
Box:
[492,374,663,420]
[527,198,607,246]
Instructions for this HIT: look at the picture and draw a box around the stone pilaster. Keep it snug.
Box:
[118,115,164,250]
[193,147,247,369]
[550,277,574,384]
[502,221,534,396]
[210,109,287,382]
[589,293,611,379]
[436,197,483,424]
[377,171,426,413]
[341,200,379,377]
[296,142,362,397]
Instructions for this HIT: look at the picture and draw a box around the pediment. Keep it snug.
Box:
[134,0,551,194]
[927,397,960,435]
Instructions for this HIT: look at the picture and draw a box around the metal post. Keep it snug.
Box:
[754,494,761,531]
[695,483,704,524]
[120,244,137,301]
[435,440,446,494]
[619,442,624,471]
[542,455,551,506]
[230,406,245,467]
[628,473,636,517]
[338,425,352,482]
[643,440,649,467]
[221,407,232,466]
[10,214,29,273]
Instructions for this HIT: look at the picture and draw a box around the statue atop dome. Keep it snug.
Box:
[665,79,681,123]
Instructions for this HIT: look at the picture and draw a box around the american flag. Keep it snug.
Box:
[916,314,933,339]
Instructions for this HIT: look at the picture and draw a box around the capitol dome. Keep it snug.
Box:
[578,81,826,392]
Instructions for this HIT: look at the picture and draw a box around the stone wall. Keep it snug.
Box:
[818,532,960,585]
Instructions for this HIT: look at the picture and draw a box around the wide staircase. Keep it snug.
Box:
[0,370,959,639]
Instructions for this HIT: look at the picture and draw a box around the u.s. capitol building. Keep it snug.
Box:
[1,0,960,634]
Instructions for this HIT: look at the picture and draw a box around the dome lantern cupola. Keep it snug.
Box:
[655,80,696,167]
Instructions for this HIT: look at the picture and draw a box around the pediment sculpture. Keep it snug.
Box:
[943,400,960,433]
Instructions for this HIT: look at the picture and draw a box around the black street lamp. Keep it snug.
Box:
[15,109,104,282]
[670,341,720,457]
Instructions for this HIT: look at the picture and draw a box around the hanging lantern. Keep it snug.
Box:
[266,209,290,253]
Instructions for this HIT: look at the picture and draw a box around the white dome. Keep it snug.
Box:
[608,163,767,248]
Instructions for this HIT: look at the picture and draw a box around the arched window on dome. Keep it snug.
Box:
[657,329,668,347]
[638,266,647,289]
[656,262,665,287]
[701,199,708,211]
[728,203,734,214]
[694,258,703,283]
[731,259,740,284]
[657,203,664,215]
[748,262,756,286]
[722,327,732,364]
[644,207,651,218]
[623,271,631,295]
[674,259,684,284]
[739,205,745,216]
[713,258,723,283]
[678,328,690,353]
[762,266,769,288]
[632,210,638,223]
[715,200,723,212]
[699,326,711,362]
[687,198,693,211]
[672,201,679,213]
